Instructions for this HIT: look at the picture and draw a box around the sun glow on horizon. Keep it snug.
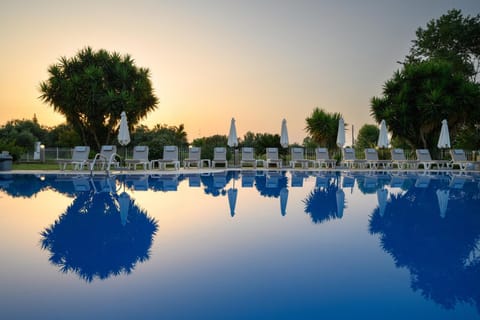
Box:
[1,0,479,145]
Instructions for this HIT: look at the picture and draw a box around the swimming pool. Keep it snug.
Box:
[1,171,479,319]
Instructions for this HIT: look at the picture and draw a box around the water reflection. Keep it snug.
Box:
[40,176,158,282]
[0,174,47,197]
[2,171,480,313]
[150,174,182,192]
[200,171,233,196]
[303,173,343,223]
[254,171,288,197]
[369,175,480,312]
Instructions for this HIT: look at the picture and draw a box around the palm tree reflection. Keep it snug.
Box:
[41,189,158,282]
[254,171,288,198]
[369,179,480,312]
[200,171,236,197]
[303,174,343,224]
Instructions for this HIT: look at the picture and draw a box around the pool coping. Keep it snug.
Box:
[1,167,479,176]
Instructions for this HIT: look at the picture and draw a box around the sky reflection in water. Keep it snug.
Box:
[0,171,479,319]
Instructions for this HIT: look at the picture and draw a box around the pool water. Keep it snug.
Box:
[0,171,479,319]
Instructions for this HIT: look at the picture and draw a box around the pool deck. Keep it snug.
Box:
[1,166,479,176]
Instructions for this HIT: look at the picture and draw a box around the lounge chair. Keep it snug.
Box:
[240,147,258,168]
[151,146,180,170]
[212,171,228,188]
[341,148,366,169]
[290,147,312,169]
[449,149,479,171]
[364,148,391,169]
[150,174,179,191]
[90,145,120,171]
[314,148,336,169]
[57,146,90,170]
[184,147,210,168]
[266,171,282,188]
[314,173,334,189]
[291,171,307,187]
[449,174,470,189]
[126,174,149,190]
[125,146,150,170]
[241,170,256,187]
[212,147,228,168]
[415,149,450,170]
[390,148,418,169]
[72,177,92,192]
[414,174,431,188]
[188,174,202,187]
[342,175,355,188]
[91,176,117,193]
[265,148,282,168]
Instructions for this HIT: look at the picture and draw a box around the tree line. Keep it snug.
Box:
[0,116,291,161]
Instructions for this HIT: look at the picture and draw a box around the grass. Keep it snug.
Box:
[13,162,60,170]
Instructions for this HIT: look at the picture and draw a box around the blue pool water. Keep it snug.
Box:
[0,171,479,319]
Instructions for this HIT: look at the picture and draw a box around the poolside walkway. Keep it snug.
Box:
[1,166,479,176]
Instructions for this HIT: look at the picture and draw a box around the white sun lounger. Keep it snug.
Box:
[57,146,90,170]
[184,147,210,168]
[341,148,366,169]
[125,145,150,170]
[290,147,312,169]
[415,149,450,170]
[449,149,479,171]
[314,148,336,169]
[265,148,282,168]
[90,145,120,171]
[390,148,418,169]
[212,147,228,168]
[151,146,180,170]
[364,148,390,169]
[240,147,258,168]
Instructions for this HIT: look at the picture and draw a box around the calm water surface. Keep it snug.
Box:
[0,171,479,319]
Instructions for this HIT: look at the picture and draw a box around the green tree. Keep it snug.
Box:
[0,118,48,160]
[453,124,480,150]
[371,59,480,150]
[45,123,82,147]
[253,133,282,155]
[131,124,188,160]
[355,124,379,150]
[192,135,228,160]
[39,47,158,151]
[302,136,317,149]
[305,108,343,151]
[406,9,480,81]
[241,131,256,148]
[239,131,283,156]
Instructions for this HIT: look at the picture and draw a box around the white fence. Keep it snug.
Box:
[19,147,475,164]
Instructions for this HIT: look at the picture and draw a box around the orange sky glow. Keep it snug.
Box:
[1,0,479,144]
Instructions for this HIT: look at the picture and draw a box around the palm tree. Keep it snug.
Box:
[39,47,158,151]
[305,107,344,151]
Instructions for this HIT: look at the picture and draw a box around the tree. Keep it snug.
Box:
[39,47,158,151]
[45,123,82,147]
[305,108,343,151]
[192,135,228,160]
[355,124,379,150]
[252,133,283,155]
[406,9,480,82]
[0,118,48,160]
[131,124,188,160]
[371,59,480,150]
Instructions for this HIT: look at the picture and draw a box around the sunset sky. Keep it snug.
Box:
[1,0,479,144]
